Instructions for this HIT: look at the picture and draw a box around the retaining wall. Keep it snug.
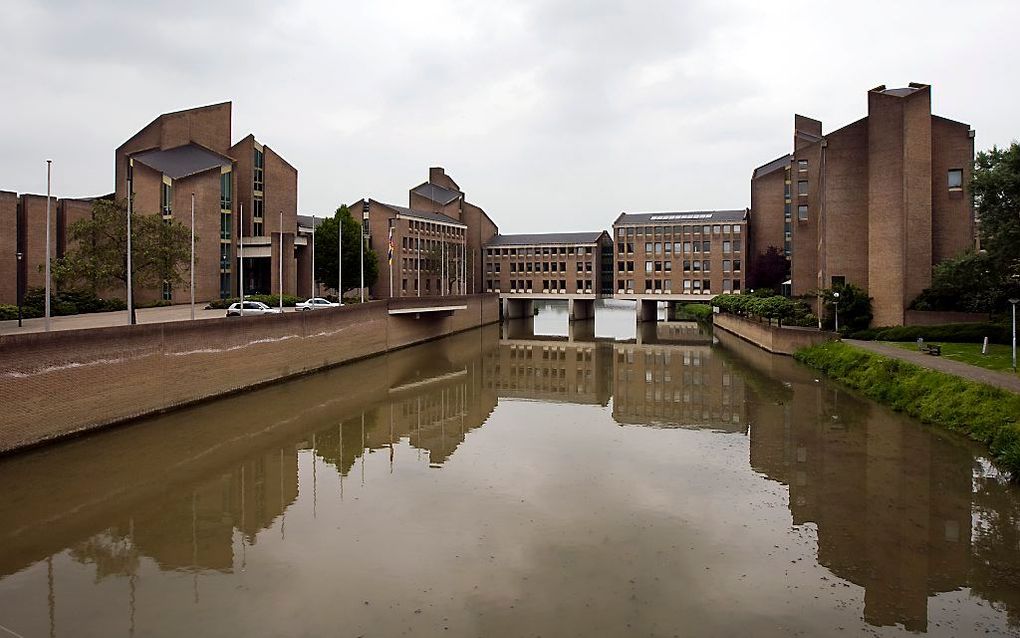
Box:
[0,294,499,453]
[713,313,836,355]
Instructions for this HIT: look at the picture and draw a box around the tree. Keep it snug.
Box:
[52,198,193,321]
[313,205,379,297]
[911,143,1020,313]
[750,245,789,293]
[819,283,872,333]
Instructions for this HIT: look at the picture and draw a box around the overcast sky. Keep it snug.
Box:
[2,0,1018,233]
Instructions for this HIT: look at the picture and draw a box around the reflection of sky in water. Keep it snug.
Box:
[532,299,659,340]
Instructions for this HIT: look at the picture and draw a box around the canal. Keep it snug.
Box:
[0,302,1017,637]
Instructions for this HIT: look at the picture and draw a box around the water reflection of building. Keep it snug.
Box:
[612,342,746,431]
[716,328,1020,631]
[485,338,612,406]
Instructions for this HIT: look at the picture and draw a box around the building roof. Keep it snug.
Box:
[375,201,466,227]
[486,231,607,246]
[297,214,325,229]
[615,210,747,225]
[131,144,232,179]
[752,154,791,179]
[411,182,462,205]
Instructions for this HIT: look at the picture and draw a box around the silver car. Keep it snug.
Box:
[226,301,282,317]
[296,297,341,311]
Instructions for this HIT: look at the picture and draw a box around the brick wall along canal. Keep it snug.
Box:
[0,303,1018,637]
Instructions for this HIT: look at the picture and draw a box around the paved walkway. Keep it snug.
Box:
[844,339,1020,394]
[0,304,277,336]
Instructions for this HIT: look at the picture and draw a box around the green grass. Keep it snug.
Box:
[795,341,1020,477]
[885,341,1018,374]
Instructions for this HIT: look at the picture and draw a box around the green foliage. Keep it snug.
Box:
[795,341,1020,476]
[711,293,796,325]
[0,304,33,320]
[312,205,379,296]
[818,283,872,334]
[912,144,1020,313]
[749,245,789,293]
[51,198,195,297]
[678,303,713,321]
[850,322,1012,345]
[19,287,125,317]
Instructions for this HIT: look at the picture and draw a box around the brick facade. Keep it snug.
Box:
[749,83,974,326]
[483,232,611,296]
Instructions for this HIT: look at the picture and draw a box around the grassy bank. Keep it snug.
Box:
[795,341,1020,476]
[886,341,1018,375]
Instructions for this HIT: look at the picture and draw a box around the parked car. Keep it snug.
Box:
[226,301,282,317]
[296,297,341,311]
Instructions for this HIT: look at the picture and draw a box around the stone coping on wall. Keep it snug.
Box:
[713,312,836,356]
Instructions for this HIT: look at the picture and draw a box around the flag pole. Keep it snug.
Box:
[44,160,52,332]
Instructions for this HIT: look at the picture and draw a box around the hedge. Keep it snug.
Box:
[850,322,1011,345]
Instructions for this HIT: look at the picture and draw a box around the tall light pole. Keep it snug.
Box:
[832,290,840,333]
[1010,298,1019,373]
[44,160,52,332]
[311,216,316,298]
[278,211,283,313]
[126,160,134,325]
[190,193,195,320]
[15,251,23,327]
[239,203,244,317]
[360,199,368,303]
[342,208,346,304]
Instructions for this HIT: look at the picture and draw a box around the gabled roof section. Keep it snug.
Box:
[130,144,232,180]
[615,210,747,225]
[117,101,231,152]
[752,154,791,179]
[486,231,607,246]
[297,214,324,229]
[375,201,466,227]
[411,182,462,206]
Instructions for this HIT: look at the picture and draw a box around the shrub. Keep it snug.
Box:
[848,322,1012,345]
[205,294,302,310]
[679,303,713,321]
[20,287,126,317]
[795,341,1020,476]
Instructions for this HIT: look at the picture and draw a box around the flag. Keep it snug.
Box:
[387,225,394,265]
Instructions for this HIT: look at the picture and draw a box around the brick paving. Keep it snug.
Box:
[844,339,1020,394]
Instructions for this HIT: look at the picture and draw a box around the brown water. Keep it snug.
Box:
[0,303,1018,637]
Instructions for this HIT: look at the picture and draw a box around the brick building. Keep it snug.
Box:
[483,231,612,296]
[749,83,975,326]
[612,210,748,298]
[356,167,497,299]
[116,102,306,304]
[1,102,310,308]
[359,198,468,299]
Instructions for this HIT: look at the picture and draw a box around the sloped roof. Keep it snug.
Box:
[411,182,462,205]
[752,154,791,179]
[131,144,232,179]
[376,201,466,226]
[297,215,324,229]
[487,231,607,246]
[615,210,747,225]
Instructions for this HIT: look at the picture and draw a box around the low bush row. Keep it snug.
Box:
[850,322,1012,345]
[205,294,303,309]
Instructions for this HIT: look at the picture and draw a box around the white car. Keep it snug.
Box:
[226,301,282,316]
[296,297,341,311]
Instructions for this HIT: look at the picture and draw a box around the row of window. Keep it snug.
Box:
[487,245,595,257]
[406,219,466,236]
[617,240,741,255]
[485,280,595,293]
[617,259,742,273]
[616,224,742,238]
[616,279,742,293]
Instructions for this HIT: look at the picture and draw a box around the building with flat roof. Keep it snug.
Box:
[483,231,612,297]
[749,83,975,326]
[612,210,748,299]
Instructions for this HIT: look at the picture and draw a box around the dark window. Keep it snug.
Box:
[831,275,846,287]
[798,205,808,221]
[948,169,963,190]
[798,180,808,195]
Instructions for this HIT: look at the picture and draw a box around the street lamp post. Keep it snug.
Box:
[338,210,343,305]
[833,291,840,333]
[278,211,284,314]
[1010,298,1019,373]
[45,160,52,332]
[190,193,195,321]
[15,251,23,327]
[360,199,368,304]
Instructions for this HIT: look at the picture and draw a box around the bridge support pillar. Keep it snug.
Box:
[568,298,595,321]
[636,299,658,323]
[502,297,534,320]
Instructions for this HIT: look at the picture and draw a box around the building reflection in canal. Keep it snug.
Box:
[0,320,1018,635]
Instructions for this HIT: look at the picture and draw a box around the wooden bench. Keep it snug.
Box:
[924,344,942,356]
